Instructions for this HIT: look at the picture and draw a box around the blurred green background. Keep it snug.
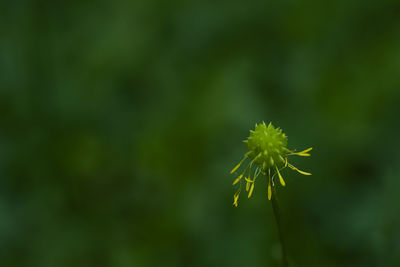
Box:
[2,0,400,266]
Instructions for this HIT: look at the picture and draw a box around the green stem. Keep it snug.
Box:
[271,187,289,267]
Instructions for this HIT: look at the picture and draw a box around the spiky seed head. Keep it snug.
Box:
[231,121,312,206]
[244,122,288,169]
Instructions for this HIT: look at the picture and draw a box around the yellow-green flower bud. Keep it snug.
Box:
[244,122,288,170]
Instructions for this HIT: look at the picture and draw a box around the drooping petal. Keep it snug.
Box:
[268,180,272,200]
[288,163,312,175]
[297,153,311,157]
[233,193,239,207]
[276,167,286,186]
[245,177,253,182]
[245,167,251,191]
[296,169,312,175]
[230,157,246,174]
[291,147,313,156]
[299,147,313,153]
[232,174,243,185]
[248,183,255,198]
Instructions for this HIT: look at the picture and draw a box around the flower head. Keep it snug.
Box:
[231,122,312,207]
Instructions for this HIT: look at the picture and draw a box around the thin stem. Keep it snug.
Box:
[271,186,289,267]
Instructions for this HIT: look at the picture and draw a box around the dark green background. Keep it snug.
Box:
[2,0,400,266]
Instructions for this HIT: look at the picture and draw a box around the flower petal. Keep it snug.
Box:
[233,193,239,207]
[232,174,243,185]
[245,177,253,183]
[248,183,254,198]
[288,163,312,175]
[292,147,312,156]
[299,147,313,153]
[296,169,312,175]
[268,181,272,200]
[276,167,286,186]
[297,153,311,157]
[230,157,246,174]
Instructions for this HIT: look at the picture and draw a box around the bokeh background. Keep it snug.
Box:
[2,0,400,266]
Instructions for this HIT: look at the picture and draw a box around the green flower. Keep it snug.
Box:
[231,122,312,207]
